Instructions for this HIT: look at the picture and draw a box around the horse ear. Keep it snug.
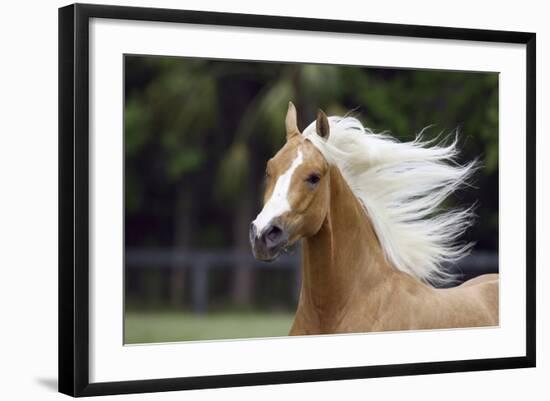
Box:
[286,101,300,140]
[316,109,330,139]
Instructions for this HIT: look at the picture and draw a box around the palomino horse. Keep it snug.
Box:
[250,102,498,335]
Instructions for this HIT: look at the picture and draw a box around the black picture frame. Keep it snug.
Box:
[58,3,536,397]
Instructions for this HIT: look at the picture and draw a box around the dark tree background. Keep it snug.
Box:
[124,55,498,343]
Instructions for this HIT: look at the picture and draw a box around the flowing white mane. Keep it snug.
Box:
[302,116,477,285]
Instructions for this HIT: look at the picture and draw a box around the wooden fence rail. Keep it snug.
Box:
[126,249,498,313]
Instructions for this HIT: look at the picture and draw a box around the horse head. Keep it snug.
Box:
[250,102,331,262]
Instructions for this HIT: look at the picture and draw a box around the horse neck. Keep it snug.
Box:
[301,165,393,315]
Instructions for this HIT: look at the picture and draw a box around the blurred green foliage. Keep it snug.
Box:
[125,55,498,252]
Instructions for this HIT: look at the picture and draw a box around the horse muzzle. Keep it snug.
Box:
[249,219,289,262]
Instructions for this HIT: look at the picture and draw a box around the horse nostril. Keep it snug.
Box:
[266,225,282,243]
[249,222,257,238]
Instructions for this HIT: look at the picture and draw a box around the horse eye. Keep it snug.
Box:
[306,173,320,185]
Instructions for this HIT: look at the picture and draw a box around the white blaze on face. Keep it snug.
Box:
[252,149,304,235]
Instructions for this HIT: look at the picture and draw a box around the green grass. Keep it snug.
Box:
[124,311,295,344]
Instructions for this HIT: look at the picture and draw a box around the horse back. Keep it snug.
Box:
[459,273,498,288]
[458,273,499,326]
